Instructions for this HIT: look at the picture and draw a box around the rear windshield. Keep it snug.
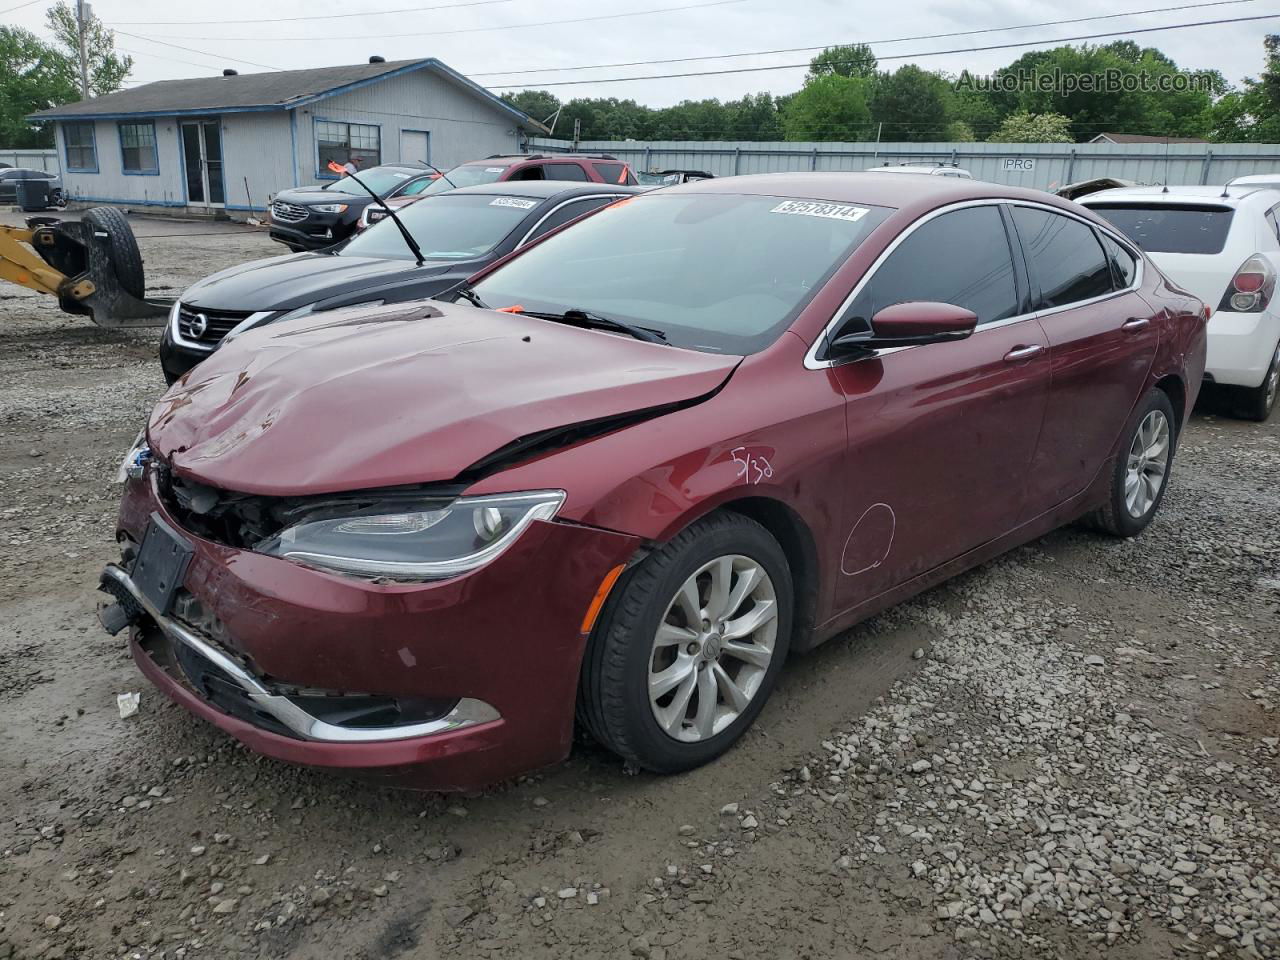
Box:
[418,163,508,195]
[1085,203,1235,255]
[339,193,536,261]
[472,193,892,355]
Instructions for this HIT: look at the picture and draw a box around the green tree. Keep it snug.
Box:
[782,73,872,141]
[0,26,74,147]
[45,1,132,98]
[945,120,976,142]
[870,65,950,141]
[502,89,561,129]
[988,110,1074,142]
[807,44,877,81]
[1209,35,1280,142]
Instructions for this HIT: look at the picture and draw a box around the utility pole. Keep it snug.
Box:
[572,118,580,153]
[75,0,91,99]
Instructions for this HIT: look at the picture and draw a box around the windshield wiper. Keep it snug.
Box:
[324,161,424,265]
[452,285,489,309]
[522,308,668,345]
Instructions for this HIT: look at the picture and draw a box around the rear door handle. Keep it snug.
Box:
[1121,317,1151,332]
[1004,344,1044,362]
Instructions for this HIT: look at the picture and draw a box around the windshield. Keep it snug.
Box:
[1085,203,1235,255]
[339,193,538,261]
[324,168,415,197]
[419,163,509,195]
[472,193,891,354]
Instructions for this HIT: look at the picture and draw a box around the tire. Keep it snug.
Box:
[1085,387,1178,538]
[578,512,793,774]
[83,206,145,300]
[1234,339,1280,423]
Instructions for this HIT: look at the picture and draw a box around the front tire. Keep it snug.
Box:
[578,512,793,774]
[1234,339,1279,422]
[1086,387,1177,537]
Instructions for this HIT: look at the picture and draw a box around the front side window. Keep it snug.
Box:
[509,165,546,181]
[838,205,1019,338]
[316,120,381,173]
[1085,203,1235,255]
[473,193,892,355]
[118,122,158,174]
[340,193,538,261]
[594,162,635,185]
[64,122,97,171]
[1013,207,1113,308]
[544,163,589,182]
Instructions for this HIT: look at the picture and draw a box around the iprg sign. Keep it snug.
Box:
[1004,158,1037,172]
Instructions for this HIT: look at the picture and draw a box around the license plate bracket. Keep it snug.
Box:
[133,513,194,616]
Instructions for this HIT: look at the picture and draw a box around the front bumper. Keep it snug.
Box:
[267,212,356,250]
[106,472,641,789]
[159,328,205,385]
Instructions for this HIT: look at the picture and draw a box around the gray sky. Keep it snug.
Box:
[7,0,1276,108]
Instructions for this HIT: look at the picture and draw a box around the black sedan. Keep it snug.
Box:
[162,180,644,382]
[267,164,440,251]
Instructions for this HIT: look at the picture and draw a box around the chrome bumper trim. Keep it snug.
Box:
[102,564,501,743]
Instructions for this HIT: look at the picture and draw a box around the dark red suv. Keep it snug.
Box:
[417,153,637,194]
[101,174,1206,791]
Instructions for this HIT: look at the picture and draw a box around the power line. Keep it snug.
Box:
[125,0,754,42]
[116,46,240,74]
[113,30,282,71]
[490,13,1280,87]
[110,0,520,27]
[0,0,42,14]
[469,0,1257,78]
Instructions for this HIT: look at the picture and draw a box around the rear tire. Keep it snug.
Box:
[578,512,793,774]
[1234,340,1280,422]
[1085,387,1177,538]
[82,206,145,300]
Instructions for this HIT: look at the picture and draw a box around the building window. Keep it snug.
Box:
[118,121,159,174]
[316,120,380,174]
[63,122,97,172]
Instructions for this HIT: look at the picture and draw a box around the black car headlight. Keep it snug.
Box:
[255,490,565,581]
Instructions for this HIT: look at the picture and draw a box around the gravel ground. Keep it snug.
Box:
[1,212,1277,960]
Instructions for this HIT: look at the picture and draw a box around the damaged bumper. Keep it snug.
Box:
[101,472,641,790]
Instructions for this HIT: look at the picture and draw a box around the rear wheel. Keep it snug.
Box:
[82,206,145,300]
[1086,388,1177,538]
[578,512,793,773]
[1234,340,1280,422]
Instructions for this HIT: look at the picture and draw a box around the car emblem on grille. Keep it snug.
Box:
[190,313,208,338]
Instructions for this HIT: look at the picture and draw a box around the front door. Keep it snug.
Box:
[1007,205,1161,514]
[181,120,226,207]
[825,203,1051,612]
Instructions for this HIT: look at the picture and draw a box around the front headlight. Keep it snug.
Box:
[311,203,349,214]
[255,490,565,581]
[115,430,150,483]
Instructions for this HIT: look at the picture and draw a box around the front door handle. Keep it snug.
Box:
[1121,317,1151,332]
[1004,344,1044,362]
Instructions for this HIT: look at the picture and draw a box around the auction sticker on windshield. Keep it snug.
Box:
[770,200,870,222]
[491,198,539,209]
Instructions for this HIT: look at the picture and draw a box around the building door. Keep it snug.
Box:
[401,130,430,165]
[181,120,226,207]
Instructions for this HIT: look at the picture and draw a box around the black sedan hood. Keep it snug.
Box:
[180,253,466,312]
[272,185,368,204]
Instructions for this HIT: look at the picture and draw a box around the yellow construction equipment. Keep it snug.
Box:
[0,206,171,327]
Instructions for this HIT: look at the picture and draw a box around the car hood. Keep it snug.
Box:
[148,301,741,496]
[273,185,367,204]
[181,254,463,312]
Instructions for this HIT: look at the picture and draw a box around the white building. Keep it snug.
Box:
[29,57,546,217]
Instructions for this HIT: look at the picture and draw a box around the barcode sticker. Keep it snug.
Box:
[770,200,870,222]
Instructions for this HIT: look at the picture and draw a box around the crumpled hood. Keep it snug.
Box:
[181,253,457,312]
[149,301,741,496]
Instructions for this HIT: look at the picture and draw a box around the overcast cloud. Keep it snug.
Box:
[6,0,1275,110]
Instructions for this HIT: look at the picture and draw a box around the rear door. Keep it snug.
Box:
[1010,204,1160,515]
[826,202,1051,610]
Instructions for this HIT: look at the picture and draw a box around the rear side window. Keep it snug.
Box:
[1268,207,1280,243]
[1012,207,1113,308]
[544,163,589,182]
[1100,234,1137,289]
[593,162,634,185]
[839,205,1019,335]
[522,196,618,244]
[1085,203,1235,255]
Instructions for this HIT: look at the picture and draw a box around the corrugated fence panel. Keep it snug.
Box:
[526,138,1280,190]
[0,149,59,173]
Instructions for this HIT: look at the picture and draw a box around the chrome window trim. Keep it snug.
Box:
[804,197,1146,371]
[516,193,629,247]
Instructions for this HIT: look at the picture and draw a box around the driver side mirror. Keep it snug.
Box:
[829,301,978,355]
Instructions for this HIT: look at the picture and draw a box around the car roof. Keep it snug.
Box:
[1079,184,1280,208]
[437,181,646,200]
[666,172,1079,215]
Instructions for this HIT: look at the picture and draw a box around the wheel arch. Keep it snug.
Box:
[1153,372,1187,435]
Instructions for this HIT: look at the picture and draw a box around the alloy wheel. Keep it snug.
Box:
[1266,343,1280,412]
[1124,409,1171,518]
[648,555,778,742]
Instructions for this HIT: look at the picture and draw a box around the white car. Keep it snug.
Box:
[1081,184,1280,420]
[869,163,973,179]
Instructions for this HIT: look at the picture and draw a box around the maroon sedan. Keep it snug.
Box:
[99,174,1206,789]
